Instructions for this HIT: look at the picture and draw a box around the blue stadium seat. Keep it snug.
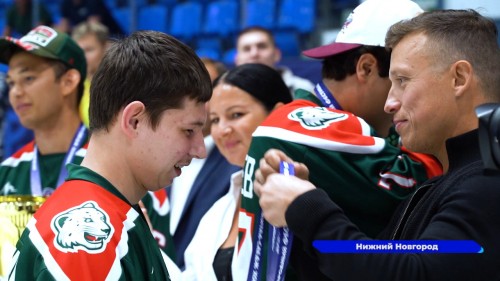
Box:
[196,37,223,53]
[156,0,178,7]
[195,47,220,60]
[277,0,316,34]
[138,5,168,32]
[203,0,239,37]
[188,0,221,3]
[103,0,117,9]
[0,63,7,74]
[222,47,236,65]
[114,0,149,8]
[273,30,301,57]
[170,2,203,41]
[45,2,61,25]
[111,7,131,34]
[243,0,276,29]
[0,0,12,8]
[0,9,5,33]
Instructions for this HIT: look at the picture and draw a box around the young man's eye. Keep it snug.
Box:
[24,76,35,83]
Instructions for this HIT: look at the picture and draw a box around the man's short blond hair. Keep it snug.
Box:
[71,22,109,46]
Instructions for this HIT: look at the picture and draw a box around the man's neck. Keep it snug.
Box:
[34,113,83,155]
[81,131,144,205]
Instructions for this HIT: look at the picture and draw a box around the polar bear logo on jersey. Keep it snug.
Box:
[51,201,114,254]
[288,107,348,130]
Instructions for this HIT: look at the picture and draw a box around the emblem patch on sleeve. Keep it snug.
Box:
[288,107,348,130]
[51,201,114,254]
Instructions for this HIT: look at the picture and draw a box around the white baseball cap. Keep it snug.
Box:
[303,0,423,58]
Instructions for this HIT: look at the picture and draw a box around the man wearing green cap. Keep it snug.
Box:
[0,25,88,197]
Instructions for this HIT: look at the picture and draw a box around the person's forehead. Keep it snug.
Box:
[76,34,103,45]
[392,34,429,61]
[8,52,51,71]
[237,31,272,46]
[176,98,207,114]
[174,100,207,125]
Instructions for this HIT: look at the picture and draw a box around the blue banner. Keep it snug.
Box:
[313,240,483,254]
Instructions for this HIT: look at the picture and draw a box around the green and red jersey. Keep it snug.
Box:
[8,164,170,281]
[141,189,177,260]
[234,90,442,280]
[0,140,87,196]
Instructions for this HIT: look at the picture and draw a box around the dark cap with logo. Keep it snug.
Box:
[0,25,86,80]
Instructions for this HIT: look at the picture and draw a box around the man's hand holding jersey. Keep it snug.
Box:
[254,149,315,227]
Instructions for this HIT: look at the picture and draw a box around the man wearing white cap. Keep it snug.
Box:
[234,0,442,280]
[254,8,500,281]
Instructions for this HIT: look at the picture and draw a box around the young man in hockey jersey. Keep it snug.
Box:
[8,30,212,280]
[0,25,87,197]
[233,0,443,280]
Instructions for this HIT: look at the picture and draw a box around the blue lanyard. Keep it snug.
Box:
[314,81,342,110]
[266,162,294,281]
[30,124,87,196]
[247,162,295,281]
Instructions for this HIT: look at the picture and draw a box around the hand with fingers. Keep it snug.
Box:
[254,149,316,227]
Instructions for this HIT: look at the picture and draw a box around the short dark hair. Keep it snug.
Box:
[322,46,390,81]
[386,9,500,101]
[90,30,212,132]
[49,59,85,107]
[237,26,276,47]
[214,63,292,112]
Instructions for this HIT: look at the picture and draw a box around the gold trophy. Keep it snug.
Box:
[0,196,46,277]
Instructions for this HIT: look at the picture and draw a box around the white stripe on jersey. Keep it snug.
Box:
[27,218,71,281]
[1,151,34,168]
[75,148,87,158]
[107,207,139,280]
[253,126,386,154]
[1,148,86,168]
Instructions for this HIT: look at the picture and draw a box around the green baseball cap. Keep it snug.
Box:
[0,25,86,81]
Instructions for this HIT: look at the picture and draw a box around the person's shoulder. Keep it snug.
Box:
[1,141,35,167]
[293,88,319,102]
[280,67,315,91]
[24,187,131,280]
[34,180,135,244]
[255,98,385,152]
[55,179,129,210]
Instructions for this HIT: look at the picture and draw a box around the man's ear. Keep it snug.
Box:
[451,60,473,97]
[356,53,377,82]
[234,51,242,65]
[273,47,282,65]
[120,101,147,139]
[60,68,81,97]
[272,101,286,111]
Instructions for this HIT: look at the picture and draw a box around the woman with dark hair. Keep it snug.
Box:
[165,63,292,280]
